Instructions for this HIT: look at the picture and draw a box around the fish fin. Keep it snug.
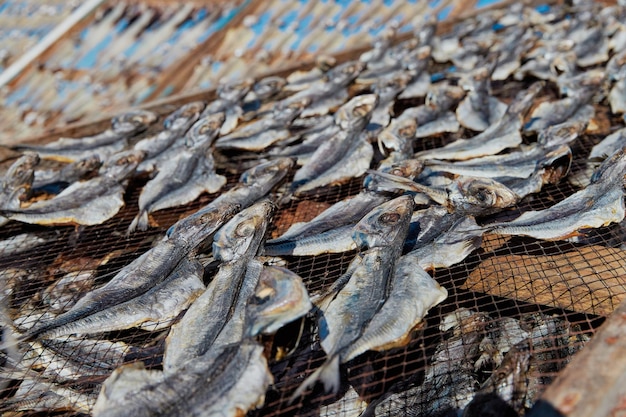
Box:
[127,211,149,236]
[289,355,340,403]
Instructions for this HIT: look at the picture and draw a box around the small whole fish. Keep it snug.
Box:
[0,153,40,226]
[12,110,157,162]
[32,155,102,191]
[1,150,144,226]
[201,78,253,135]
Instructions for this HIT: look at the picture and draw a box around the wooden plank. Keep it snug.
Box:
[461,243,626,316]
[539,299,626,417]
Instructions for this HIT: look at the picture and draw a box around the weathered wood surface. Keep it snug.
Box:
[540,299,626,417]
[462,243,626,316]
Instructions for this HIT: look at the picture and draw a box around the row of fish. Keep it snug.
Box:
[1,1,623,416]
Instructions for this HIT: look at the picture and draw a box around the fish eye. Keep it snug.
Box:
[389,168,404,176]
[236,219,256,237]
[353,104,369,117]
[379,212,401,224]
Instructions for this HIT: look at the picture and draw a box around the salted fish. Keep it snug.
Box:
[214,97,309,151]
[370,72,411,127]
[24,256,204,340]
[245,265,312,337]
[0,232,52,258]
[456,60,507,132]
[201,78,253,135]
[164,201,273,372]
[13,110,157,162]
[32,155,102,190]
[291,196,413,399]
[610,78,626,114]
[93,342,273,417]
[1,150,143,226]
[488,146,626,240]
[16,159,292,344]
[409,216,483,271]
[416,82,543,160]
[362,309,489,417]
[127,114,227,233]
[343,253,448,360]
[397,46,433,100]
[135,101,205,172]
[0,153,40,226]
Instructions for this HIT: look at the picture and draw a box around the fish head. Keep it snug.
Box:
[448,177,518,215]
[245,265,312,337]
[352,195,414,249]
[326,60,365,86]
[377,118,417,155]
[537,120,587,147]
[163,101,206,131]
[185,113,225,148]
[239,157,294,187]
[213,200,274,262]
[426,85,465,109]
[364,160,423,192]
[100,150,145,179]
[335,94,378,131]
[315,54,337,71]
[65,155,103,178]
[540,145,572,184]
[253,76,286,100]
[3,152,40,190]
[507,81,544,116]
[111,110,158,136]
[273,96,311,123]
[217,78,254,102]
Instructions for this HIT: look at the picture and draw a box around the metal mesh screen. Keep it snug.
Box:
[2,1,626,416]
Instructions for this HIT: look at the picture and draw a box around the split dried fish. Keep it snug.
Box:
[416,82,543,160]
[32,155,102,191]
[13,110,156,162]
[1,150,144,226]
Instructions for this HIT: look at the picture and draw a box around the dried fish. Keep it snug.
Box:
[13,110,157,162]
[418,82,543,160]
[488,146,626,240]
[164,201,272,371]
[1,150,144,226]
[0,153,40,226]
[0,232,52,258]
[128,114,226,233]
[201,78,253,135]
[32,155,102,191]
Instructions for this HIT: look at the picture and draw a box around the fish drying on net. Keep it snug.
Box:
[31,154,102,191]
[400,84,465,139]
[0,232,52,258]
[164,201,273,372]
[369,72,411,128]
[524,73,602,133]
[244,75,286,104]
[289,94,377,196]
[0,150,144,227]
[608,49,626,114]
[491,25,537,81]
[11,158,292,345]
[0,152,40,226]
[291,196,414,400]
[12,110,157,162]
[214,96,310,151]
[127,113,227,233]
[134,101,206,173]
[201,78,253,135]
[455,55,507,132]
[487,145,626,240]
[570,126,626,188]
[416,81,543,160]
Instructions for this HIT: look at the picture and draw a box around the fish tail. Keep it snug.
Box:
[288,355,340,403]
[127,211,148,235]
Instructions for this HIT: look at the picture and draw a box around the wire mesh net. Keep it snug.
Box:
[1,1,626,416]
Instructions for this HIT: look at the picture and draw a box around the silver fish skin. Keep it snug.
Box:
[164,202,272,371]
[1,150,144,226]
[488,146,626,240]
[491,26,537,81]
[409,216,483,271]
[245,75,286,102]
[352,195,415,250]
[245,265,312,336]
[135,101,204,161]
[0,232,51,258]
[168,157,293,243]
[397,46,433,100]
[17,158,282,343]
[370,72,411,127]
[291,199,413,399]
[263,225,357,256]
[610,78,626,114]
[0,153,39,226]
[128,148,226,234]
[456,60,507,132]
[32,155,102,190]
[214,97,310,151]
[376,117,417,160]
[416,82,544,160]
[294,134,373,195]
[94,342,272,417]
[364,159,424,193]
[334,93,379,132]
[447,177,519,215]
[12,110,156,160]
[343,253,448,360]
[201,78,252,122]
[403,206,460,251]
[30,256,205,340]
